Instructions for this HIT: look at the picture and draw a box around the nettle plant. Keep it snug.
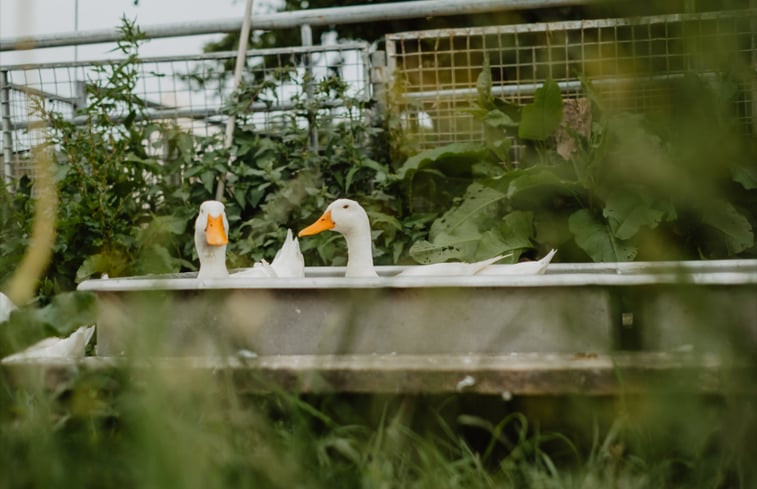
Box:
[398,67,757,264]
[35,18,193,296]
[18,17,402,302]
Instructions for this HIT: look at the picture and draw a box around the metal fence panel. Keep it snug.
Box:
[386,10,757,155]
[1,42,372,177]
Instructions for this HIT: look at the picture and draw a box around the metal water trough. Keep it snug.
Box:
[78,260,757,358]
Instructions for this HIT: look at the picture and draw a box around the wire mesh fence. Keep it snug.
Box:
[3,8,757,178]
[385,9,757,156]
[1,42,372,176]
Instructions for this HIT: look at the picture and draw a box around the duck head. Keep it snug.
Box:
[194,200,230,279]
[299,199,377,278]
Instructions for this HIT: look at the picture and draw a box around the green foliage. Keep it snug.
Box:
[518,79,564,141]
[1,364,755,488]
[401,73,757,263]
[0,291,97,357]
[2,17,404,303]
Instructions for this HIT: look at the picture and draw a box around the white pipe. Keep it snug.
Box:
[1,0,588,51]
[214,0,254,201]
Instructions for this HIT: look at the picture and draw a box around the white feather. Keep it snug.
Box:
[0,292,16,323]
[2,325,96,362]
[477,249,557,275]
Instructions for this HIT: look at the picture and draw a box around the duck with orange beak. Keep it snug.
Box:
[299,198,557,278]
[194,200,230,279]
[299,199,378,278]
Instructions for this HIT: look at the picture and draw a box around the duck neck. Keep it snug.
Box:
[196,233,229,279]
[343,226,377,278]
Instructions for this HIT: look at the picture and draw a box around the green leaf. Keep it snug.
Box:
[345,166,360,193]
[396,142,490,182]
[486,137,511,163]
[603,187,676,240]
[76,251,129,282]
[429,182,506,240]
[483,110,517,129]
[410,210,532,264]
[506,167,564,199]
[702,200,754,254]
[568,209,637,262]
[137,243,179,275]
[519,79,563,141]
[480,210,534,261]
[732,164,757,190]
[408,238,471,264]
[200,170,215,194]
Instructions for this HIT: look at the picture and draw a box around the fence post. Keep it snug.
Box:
[73,79,88,111]
[751,0,757,136]
[1,70,13,186]
[300,24,319,153]
[370,50,387,123]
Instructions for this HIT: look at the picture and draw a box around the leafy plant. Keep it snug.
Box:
[400,68,757,264]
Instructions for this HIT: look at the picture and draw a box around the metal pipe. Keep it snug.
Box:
[214,0,255,201]
[300,24,319,153]
[0,41,370,71]
[1,0,590,52]
[7,100,350,131]
[1,70,13,185]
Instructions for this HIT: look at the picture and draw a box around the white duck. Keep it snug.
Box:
[194,200,230,279]
[194,200,305,279]
[299,198,555,278]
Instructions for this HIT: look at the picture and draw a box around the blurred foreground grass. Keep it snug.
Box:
[2,359,756,488]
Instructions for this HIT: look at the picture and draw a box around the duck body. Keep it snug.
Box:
[396,254,506,277]
[0,292,16,323]
[299,198,555,278]
[194,200,230,280]
[232,229,305,278]
[2,325,95,362]
[477,248,557,275]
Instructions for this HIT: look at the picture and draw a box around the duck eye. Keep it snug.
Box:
[342,204,350,209]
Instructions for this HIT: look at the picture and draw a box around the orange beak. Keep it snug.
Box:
[298,210,335,237]
[205,214,228,246]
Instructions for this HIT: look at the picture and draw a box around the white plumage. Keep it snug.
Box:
[299,198,556,277]
[2,325,96,363]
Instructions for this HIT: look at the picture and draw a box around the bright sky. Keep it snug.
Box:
[0,0,283,65]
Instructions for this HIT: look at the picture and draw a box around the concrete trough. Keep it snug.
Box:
[77,260,757,357]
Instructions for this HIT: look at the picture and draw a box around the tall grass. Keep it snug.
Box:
[2,361,756,488]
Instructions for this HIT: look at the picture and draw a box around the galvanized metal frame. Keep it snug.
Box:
[0,0,587,51]
[385,9,757,154]
[1,41,372,176]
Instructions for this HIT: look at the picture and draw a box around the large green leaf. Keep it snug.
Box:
[409,211,533,264]
[603,186,676,240]
[506,166,567,199]
[732,164,757,190]
[701,200,754,254]
[410,178,532,264]
[408,227,481,264]
[518,79,563,141]
[76,251,130,282]
[429,182,506,240]
[396,142,490,182]
[568,209,637,262]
